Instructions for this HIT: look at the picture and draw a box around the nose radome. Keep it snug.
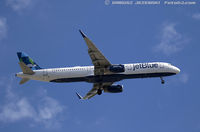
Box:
[175,67,180,74]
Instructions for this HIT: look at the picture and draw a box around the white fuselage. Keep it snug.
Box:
[16,62,180,83]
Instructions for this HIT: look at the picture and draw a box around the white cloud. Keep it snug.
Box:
[6,0,32,12]
[0,77,65,129]
[35,96,65,128]
[155,22,188,55]
[0,98,36,122]
[0,17,7,40]
[192,13,200,20]
[179,73,189,83]
[38,97,63,120]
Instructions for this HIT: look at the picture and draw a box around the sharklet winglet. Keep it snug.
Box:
[79,30,86,38]
[76,92,84,100]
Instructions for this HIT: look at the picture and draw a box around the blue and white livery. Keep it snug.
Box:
[16,30,180,99]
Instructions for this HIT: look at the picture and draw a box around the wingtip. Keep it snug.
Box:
[79,30,86,38]
[76,92,83,100]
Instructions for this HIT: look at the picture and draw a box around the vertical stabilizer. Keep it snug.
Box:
[18,62,35,75]
[17,52,42,70]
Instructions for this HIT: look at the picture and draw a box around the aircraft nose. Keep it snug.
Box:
[174,67,180,74]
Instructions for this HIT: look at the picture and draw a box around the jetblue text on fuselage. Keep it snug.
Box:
[133,63,158,71]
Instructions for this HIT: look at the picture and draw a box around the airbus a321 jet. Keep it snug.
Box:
[16,30,180,99]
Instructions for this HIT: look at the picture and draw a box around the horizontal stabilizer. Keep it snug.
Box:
[19,62,35,75]
[19,78,30,85]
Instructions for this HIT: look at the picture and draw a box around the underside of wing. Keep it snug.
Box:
[82,83,99,99]
[79,30,112,75]
[81,82,113,100]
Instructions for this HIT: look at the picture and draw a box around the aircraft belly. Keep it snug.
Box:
[49,72,176,83]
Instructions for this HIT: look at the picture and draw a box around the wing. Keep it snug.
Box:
[82,83,99,99]
[79,30,112,75]
[80,82,113,100]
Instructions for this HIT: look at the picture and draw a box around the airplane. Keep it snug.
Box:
[15,30,180,100]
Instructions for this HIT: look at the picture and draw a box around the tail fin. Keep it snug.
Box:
[17,52,42,70]
[17,62,33,84]
[18,62,35,74]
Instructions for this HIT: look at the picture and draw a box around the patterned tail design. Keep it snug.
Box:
[17,52,42,70]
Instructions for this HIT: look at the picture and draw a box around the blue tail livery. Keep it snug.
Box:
[17,52,42,70]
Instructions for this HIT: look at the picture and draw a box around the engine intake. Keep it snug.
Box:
[109,64,125,73]
[104,85,123,93]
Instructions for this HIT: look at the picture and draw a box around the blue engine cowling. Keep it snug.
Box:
[104,85,123,93]
[109,64,125,73]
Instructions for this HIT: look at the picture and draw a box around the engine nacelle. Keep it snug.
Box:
[104,85,123,93]
[109,64,125,73]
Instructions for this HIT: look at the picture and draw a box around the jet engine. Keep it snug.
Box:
[104,85,123,93]
[109,64,125,73]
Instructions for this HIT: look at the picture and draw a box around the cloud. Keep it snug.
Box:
[0,98,36,122]
[0,17,7,40]
[36,95,65,128]
[38,97,63,120]
[192,13,200,20]
[179,73,189,83]
[155,22,188,55]
[0,77,65,129]
[6,0,32,12]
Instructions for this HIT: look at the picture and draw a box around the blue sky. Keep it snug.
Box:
[0,0,200,132]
